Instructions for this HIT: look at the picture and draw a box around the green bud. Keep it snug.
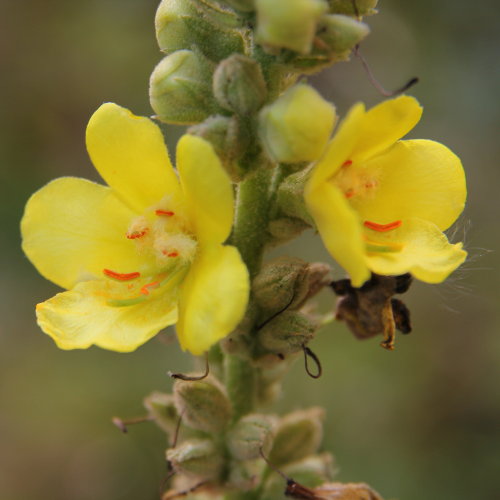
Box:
[257,310,318,355]
[255,0,328,54]
[261,453,335,500]
[227,413,275,460]
[317,15,370,56]
[167,438,224,479]
[259,84,336,163]
[276,167,314,224]
[217,0,255,12]
[252,256,308,313]
[173,377,232,433]
[213,55,267,115]
[143,392,179,435]
[227,458,264,491]
[155,0,245,61]
[267,217,310,246]
[150,50,217,125]
[188,115,249,181]
[329,0,378,16]
[269,408,325,465]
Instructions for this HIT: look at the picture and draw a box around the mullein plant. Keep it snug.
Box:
[21,0,466,498]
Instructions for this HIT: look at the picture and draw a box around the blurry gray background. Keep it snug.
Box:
[1,1,499,499]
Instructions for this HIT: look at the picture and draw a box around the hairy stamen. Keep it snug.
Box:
[126,229,148,239]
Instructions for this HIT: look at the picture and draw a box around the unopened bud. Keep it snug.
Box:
[329,0,378,16]
[167,438,224,479]
[269,408,325,465]
[188,115,249,181]
[317,15,370,56]
[227,413,275,460]
[257,310,318,355]
[276,167,313,224]
[259,84,336,163]
[173,377,232,433]
[143,392,179,435]
[262,453,335,499]
[149,50,217,125]
[155,0,245,61]
[255,0,328,54]
[267,217,310,246]
[213,55,267,115]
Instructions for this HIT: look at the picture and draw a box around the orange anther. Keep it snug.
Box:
[342,159,353,167]
[140,281,160,296]
[126,229,148,239]
[345,190,355,199]
[103,269,141,281]
[155,209,175,216]
[364,220,402,232]
[167,251,179,258]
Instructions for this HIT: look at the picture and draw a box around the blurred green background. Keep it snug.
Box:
[1,1,499,499]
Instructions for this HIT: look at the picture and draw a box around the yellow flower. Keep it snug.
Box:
[305,96,467,287]
[21,103,249,355]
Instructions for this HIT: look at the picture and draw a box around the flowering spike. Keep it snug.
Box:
[103,269,141,281]
[363,220,402,232]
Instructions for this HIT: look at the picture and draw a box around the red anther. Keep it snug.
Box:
[364,220,402,232]
[345,190,355,199]
[103,269,141,281]
[140,281,160,296]
[342,159,353,167]
[126,229,148,239]
[155,209,175,216]
[167,251,179,258]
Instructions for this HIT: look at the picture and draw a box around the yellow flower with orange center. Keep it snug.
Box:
[21,103,249,355]
[305,96,467,287]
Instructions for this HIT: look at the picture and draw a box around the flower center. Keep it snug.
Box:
[102,196,197,307]
[333,159,379,200]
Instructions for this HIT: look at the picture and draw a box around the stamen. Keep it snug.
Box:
[167,251,178,258]
[345,189,355,199]
[342,159,353,167]
[103,269,141,281]
[126,229,148,239]
[140,281,160,295]
[155,209,175,216]
[364,220,402,232]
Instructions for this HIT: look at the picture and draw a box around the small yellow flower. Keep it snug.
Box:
[305,96,467,287]
[21,103,249,355]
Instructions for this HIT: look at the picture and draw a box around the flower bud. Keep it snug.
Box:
[149,50,218,125]
[155,0,245,61]
[227,413,275,460]
[276,168,313,224]
[173,377,232,433]
[259,84,336,163]
[255,0,328,54]
[317,15,370,56]
[257,310,318,355]
[261,453,335,500]
[218,0,255,12]
[267,217,310,246]
[227,459,263,491]
[167,438,224,479]
[143,392,179,435]
[213,55,267,115]
[269,408,325,465]
[329,0,378,16]
[188,115,249,181]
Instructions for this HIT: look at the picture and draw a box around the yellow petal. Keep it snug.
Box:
[176,244,249,355]
[352,96,422,163]
[308,103,365,189]
[365,218,467,283]
[21,177,156,290]
[36,279,178,352]
[305,182,370,287]
[176,135,234,245]
[86,103,181,213]
[351,139,466,230]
